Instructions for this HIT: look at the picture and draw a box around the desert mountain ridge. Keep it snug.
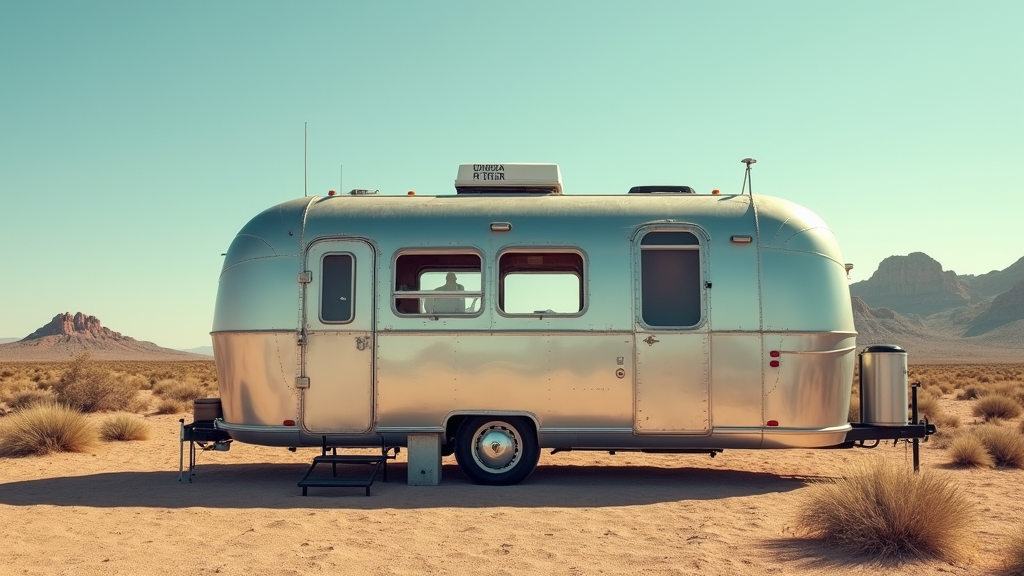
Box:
[850,252,1024,363]
[0,312,209,361]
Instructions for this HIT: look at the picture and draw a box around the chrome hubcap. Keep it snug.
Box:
[472,422,521,473]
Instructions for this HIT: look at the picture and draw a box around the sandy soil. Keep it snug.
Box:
[2,410,1022,576]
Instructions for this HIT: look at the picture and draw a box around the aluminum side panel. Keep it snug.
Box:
[375,333,634,429]
[634,332,709,433]
[212,331,299,426]
[302,331,374,433]
[762,332,856,430]
[708,333,764,428]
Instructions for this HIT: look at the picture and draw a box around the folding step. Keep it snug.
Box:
[296,437,398,496]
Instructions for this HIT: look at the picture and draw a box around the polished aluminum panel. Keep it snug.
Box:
[635,332,709,433]
[708,333,764,429]
[211,331,299,427]
[375,333,634,430]
[303,331,374,432]
[213,197,311,332]
[761,332,856,431]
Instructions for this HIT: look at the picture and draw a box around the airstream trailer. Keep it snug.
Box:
[207,163,930,487]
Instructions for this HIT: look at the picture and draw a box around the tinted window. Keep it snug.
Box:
[321,254,353,322]
[640,233,701,327]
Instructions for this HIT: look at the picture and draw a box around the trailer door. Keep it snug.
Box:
[633,230,710,434]
[301,239,375,434]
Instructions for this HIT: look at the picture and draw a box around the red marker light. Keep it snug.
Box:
[770,360,780,368]
[769,350,780,358]
[767,420,779,427]
[283,420,296,426]
[408,190,415,196]
[328,190,336,196]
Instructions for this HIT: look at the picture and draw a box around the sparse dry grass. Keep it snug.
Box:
[1003,525,1024,576]
[154,398,190,415]
[796,458,976,562]
[975,424,1024,468]
[0,402,99,457]
[52,353,139,412]
[152,378,212,403]
[974,395,1024,421]
[947,433,995,468]
[99,413,151,441]
[0,358,217,416]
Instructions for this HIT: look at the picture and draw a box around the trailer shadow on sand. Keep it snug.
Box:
[0,461,821,510]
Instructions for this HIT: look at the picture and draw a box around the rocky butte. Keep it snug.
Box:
[21,312,132,342]
[0,312,206,361]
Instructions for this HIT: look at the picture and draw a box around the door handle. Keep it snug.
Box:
[355,336,370,351]
[643,336,660,346]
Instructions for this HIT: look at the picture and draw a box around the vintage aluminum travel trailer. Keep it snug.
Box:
[205,163,932,487]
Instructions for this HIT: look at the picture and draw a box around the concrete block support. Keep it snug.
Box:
[407,433,442,486]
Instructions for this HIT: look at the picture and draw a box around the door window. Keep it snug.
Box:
[320,253,354,323]
[640,232,701,327]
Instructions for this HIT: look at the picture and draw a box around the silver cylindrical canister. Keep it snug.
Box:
[859,345,909,426]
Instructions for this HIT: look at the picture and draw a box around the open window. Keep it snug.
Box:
[498,251,585,315]
[393,252,483,316]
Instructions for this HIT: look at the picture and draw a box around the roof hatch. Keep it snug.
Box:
[455,163,562,195]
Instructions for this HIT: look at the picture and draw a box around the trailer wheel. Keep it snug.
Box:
[454,416,539,485]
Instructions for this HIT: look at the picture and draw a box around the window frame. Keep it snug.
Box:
[635,228,706,330]
[495,247,588,318]
[318,252,356,324]
[390,248,485,318]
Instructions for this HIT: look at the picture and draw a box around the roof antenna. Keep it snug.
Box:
[740,157,756,196]
[304,122,308,197]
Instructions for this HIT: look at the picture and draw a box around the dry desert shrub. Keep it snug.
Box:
[973,395,1024,421]
[947,433,994,468]
[975,425,1024,468]
[958,385,988,400]
[796,459,976,562]
[915,393,943,420]
[0,402,99,457]
[53,354,139,412]
[152,378,212,403]
[154,398,189,415]
[5,386,56,411]
[1003,525,1024,576]
[100,413,151,441]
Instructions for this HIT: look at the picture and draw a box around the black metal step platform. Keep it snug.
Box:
[297,437,398,496]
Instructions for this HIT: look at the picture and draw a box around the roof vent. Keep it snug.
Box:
[455,164,562,194]
[628,185,696,194]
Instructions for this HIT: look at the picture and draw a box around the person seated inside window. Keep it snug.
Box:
[425,272,465,314]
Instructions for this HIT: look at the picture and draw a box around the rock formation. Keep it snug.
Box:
[850,252,971,316]
[0,312,206,361]
[21,312,131,342]
[965,279,1024,336]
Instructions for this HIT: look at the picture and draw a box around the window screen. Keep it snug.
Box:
[321,254,354,323]
[640,232,701,327]
[499,252,584,315]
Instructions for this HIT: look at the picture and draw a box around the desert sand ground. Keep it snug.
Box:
[2,402,1022,576]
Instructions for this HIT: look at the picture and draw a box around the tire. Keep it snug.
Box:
[454,416,540,485]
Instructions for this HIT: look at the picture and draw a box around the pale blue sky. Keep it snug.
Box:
[1,1,1021,349]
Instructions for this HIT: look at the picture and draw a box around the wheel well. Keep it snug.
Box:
[443,414,538,446]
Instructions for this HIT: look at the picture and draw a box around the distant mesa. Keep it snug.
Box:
[22,312,130,342]
[0,312,208,361]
